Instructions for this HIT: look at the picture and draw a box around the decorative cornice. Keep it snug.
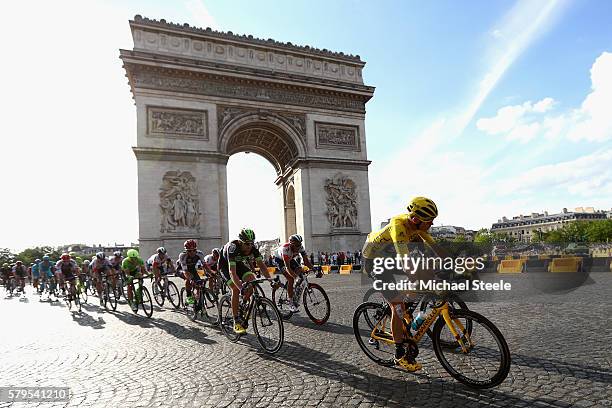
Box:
[120,49,374,93]
[131,15,363,63]
[293,157,371,169]
[123,63,368,113]
[132,146,229,163]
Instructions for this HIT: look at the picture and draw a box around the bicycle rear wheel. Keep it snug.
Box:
[353,302,395,366]
[252,297,284,354]
[271,285,293,320]
[167,281,180,309]
[140,286,153,317]
[432,309,511,389]
[218,294,240,342]
[303,283,330,325]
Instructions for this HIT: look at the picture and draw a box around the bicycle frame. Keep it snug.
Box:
[370,301,472,353]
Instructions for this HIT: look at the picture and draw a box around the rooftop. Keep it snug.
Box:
[131,15,363,63]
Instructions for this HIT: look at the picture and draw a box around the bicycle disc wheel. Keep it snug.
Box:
[152,281,165,307]
[432,309,511,389]
[271,285,293,320]
[218,294,240,342]
[353,302,395,366]
[252,297,284,354]
[167,281,180,309]
[141,286,153,318]
[303,283,330,325]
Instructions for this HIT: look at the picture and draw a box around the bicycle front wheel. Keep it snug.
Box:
[353,302,395,366]
[303,283,330,325]
[271,285,293,320]
[152,281,165,307]
[432,309,511,389]
[141,286,153,318]
[252,297,284,354]
[79,285,88,304]
[167,281,180,309]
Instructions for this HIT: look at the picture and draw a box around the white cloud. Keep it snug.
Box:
[185,0,218,29]
[477,52,612,143]
[501,148,612,196]
[476,97,554,138]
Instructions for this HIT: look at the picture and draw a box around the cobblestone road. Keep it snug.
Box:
[1,273,610,407]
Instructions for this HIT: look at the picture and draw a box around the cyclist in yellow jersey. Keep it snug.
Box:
[362,196,440,372]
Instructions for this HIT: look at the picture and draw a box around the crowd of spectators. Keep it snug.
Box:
[265,250,363,267]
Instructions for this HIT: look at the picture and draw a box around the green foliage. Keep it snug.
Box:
[16,246,61,265]
[0,248,15,265]
[540,220,612,244]
[474,229,515,244]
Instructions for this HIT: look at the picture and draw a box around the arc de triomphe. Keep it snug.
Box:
[120,16,375,257]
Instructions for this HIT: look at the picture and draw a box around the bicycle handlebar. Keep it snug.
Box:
[239,278,272,296]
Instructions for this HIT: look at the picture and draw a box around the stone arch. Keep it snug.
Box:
[122,16,374,258]
[219,112,306,175]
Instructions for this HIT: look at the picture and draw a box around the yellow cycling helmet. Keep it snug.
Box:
[407,197,438,222]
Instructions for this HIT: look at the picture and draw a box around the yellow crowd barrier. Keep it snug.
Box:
[538,255,550,260]
[267,267,277,275]
[497,259,525,273]
[197,269,206,279]
[339,265,352,274]
[504,255,515,260]
[548,257,582,273]
[321,265,331,274]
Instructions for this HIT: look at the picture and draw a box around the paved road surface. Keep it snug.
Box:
[0,273,610,407]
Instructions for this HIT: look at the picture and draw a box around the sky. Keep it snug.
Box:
[1,0,611,252]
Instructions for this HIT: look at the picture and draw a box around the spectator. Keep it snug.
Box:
[309,252,314,266]
[347,250,353,264]
[338,251,345,265]
[331,252,338,265]
[267,255,274,267]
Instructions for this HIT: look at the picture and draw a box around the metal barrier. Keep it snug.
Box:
[339,265,352,274]
[497,259,525,273]
[548,257,582,273]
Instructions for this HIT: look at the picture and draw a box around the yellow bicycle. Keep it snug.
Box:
[353,294,511,388]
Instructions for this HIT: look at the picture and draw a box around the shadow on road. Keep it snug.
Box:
[109,310,218,345]
[258,341,572,408]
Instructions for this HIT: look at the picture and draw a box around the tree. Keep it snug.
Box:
[0,248,15,265]
[16,246,61,265]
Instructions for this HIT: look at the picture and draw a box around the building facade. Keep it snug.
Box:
[491,207,608,242]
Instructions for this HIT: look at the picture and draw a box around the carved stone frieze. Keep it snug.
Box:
[147,107,208,140]
[130,68,366,113]
[315,122,360,151]
[159,171,201,233]
[324,174,358,230]
[217,105,306,139]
